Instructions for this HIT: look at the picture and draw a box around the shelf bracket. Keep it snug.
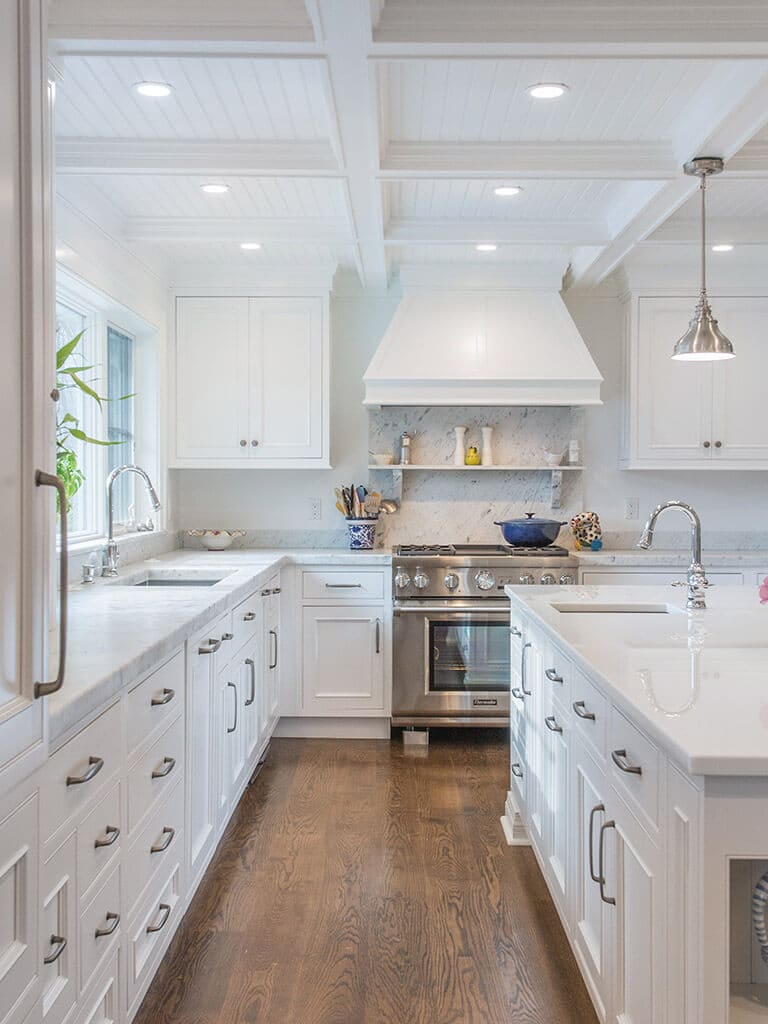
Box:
[550,469,563,509]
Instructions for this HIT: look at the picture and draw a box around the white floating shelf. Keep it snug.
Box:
[367,464,582,471]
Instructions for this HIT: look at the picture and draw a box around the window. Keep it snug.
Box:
[55,276,157,545]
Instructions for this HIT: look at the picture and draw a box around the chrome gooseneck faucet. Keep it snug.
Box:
[102,465,162,577]
[637,499,709,610]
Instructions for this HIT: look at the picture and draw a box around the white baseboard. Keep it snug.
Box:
[274,717,391,739]
[501,790,530,846]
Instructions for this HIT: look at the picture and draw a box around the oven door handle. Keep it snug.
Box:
[393,605,509,617]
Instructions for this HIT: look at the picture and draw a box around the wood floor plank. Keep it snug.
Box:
[133,731,598,1024]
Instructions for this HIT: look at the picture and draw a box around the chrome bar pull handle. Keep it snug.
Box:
[243,611,256,622]
[325,582,362,589]
[511,686,525,701]
[34,470,68,698]
[227,682,238,732]
[43,934,67,965]
[598,820,617,905]
[146,903,171,934]
[573,700,596,721]
[151,688,175,706]
[269,630,278,670]
[198,638,221,655]
[94,825,120,849]
[611,748,642,775]
[544,715,562,734]
[375,618,381,654]
[66,756,104,787]
[150,826,175,854]
[521,642,533,695]
[588,803,605,884]
[221,632,234,642]
[151,756,176,779]
[545,668,563,683]
[511,762,523,779]
[244,658,256,706]
[509,625,522,637]
[94,912,120,939]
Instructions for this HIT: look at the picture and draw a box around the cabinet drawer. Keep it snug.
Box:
[302,570,384,601]
[41,833,77,1024]
[42,703,122,844]
[230,589,263,653]
[570,669,607,760]
[608,707,661,830]
[127,650,184,756]
[125,779,184,918]
[128,713,184,832]
[77,781,123,903]
[540,639,572,712]
[79,865,121,993]
[73,949,120,1024]
[126,862,183,1008]
[510,739,526,809]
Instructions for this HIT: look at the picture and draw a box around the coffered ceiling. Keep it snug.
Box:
[49,0,768,291]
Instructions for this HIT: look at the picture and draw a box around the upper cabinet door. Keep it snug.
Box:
[710,297,768,463]
[248,298,324,460]
[175,297,250,460]
[633,297,713,464]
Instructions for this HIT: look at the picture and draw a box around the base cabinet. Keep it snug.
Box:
[0,790,40,1024]
[302,606,385,715]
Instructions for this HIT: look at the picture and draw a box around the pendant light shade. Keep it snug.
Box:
[671,157,735,362]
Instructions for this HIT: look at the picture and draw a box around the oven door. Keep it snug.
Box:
[392,602,510,725]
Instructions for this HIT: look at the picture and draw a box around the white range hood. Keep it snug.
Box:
[363,288,603,407]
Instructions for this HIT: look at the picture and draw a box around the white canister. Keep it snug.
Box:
[481,426,494,466]
[453,426,467,466]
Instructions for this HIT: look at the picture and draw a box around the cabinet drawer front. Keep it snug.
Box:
[302,570,384,601]
[42,703,122,843]
[125,779,184,918]
[608,708,661,830]
[127,651,184,756]
[230,590,262,653]
[74,949,120,1024]
[79,865,121,993]
[510,739,527,810]
[41,833,77,1024]
[0,792,38,1024]
[540,640,573,712]
[127,862,183,1008]
[571,669,607,760]
[128,713,185,832]
[77,781,123,903]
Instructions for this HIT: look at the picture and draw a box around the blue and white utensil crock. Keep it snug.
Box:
[346,517,377,550]
[752,871,768,964]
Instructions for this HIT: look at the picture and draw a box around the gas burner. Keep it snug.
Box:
[395,544,456,556]
[394,543,571,558]
[501,544,571,558]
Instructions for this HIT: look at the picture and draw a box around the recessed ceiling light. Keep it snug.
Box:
[134,81,173,98]
[476,243,497,252]
[711,243,734,252]
[240,242,261,250]
[200,183,229,194]
[527,82,569,100]
[494,185,523,197]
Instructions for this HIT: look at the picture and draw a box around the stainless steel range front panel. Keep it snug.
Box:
[392,600,510,725]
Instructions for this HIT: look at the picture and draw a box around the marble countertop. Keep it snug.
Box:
[505,583,768,776]
[52,547,392,746]
[573,549,768,568]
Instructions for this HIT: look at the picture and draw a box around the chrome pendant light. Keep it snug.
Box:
[671,157,735,361]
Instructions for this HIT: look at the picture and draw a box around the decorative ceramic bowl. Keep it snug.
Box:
[187,529,246,551]
[544,450,565,467]
[371,452,394,466]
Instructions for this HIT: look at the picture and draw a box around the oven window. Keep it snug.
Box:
[428,619,510,692]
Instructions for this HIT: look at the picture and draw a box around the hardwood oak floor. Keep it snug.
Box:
[134,730,598,1024]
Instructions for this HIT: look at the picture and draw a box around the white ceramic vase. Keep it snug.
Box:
[453,426,467,466]
[481,426,494,466]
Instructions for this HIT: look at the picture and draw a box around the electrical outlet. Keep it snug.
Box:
[624,497,639,520]
[310,498,322,521]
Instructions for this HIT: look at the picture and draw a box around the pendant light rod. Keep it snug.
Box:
[700,172,707,297]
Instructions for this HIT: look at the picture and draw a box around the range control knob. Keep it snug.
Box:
[444,571,460,592]
[519,573,535,585]
[474,569,496,592]
[559,573,575,585]
[413,567,430,590]
[540,572,557,585]
[394,568,411,589]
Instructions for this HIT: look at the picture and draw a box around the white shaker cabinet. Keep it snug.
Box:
[172,295,329,469]
[622,295,768,469]
[302,606,385,715]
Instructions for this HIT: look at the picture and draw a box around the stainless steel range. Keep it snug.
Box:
[391,543,577,727]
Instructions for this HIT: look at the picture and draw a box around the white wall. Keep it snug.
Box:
[172,294,398,535]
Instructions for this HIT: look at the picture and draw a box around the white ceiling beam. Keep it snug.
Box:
[314,0,388,290]
[55,139,343,176]
[385,219,610,247]
[569,66,768,288]
[380,141,676,181]
[725,141,768,177]
[122,217,351,244]
[647,218,768,245]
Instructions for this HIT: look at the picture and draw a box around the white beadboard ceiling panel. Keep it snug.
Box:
[56,174,349,221]
[384,59,740,143]
[150,239,356,267]
[663,177,768,221]
[388,243,572,265]
[55,56,331,142]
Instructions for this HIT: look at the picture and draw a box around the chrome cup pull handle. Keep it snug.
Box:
[545,668,563,683]
[151,688,175,707]
[150,826,175,854]
[243,611,256,622]
[66,756,104,787]
[34,471,68,698]
[94,825,120,849]
[151,756,176,779]
[573,700,596,721]
[198,638,222,655]
[544,715,562,734]
[611,748,642,775]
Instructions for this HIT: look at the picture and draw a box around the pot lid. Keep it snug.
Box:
[495,513,567,526]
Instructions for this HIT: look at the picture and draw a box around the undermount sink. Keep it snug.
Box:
[552,602,680,615]
[117,569,234,588]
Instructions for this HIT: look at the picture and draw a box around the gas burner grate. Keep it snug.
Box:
[396,544,456,556]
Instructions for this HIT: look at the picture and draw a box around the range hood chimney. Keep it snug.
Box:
[363,283,602,407]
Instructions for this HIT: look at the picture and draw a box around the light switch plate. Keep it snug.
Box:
[310,498,322,521]
[624,497,639,520]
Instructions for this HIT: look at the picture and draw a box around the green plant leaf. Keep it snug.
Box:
[59,413,78,425]
[68,372,104,407]
[68,428,123,446]
[58,364,94,376]
[56,331,85,369]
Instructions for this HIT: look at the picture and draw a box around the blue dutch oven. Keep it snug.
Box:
[494,512,567,547]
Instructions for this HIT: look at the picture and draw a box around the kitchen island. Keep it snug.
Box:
[502,583,768,1024]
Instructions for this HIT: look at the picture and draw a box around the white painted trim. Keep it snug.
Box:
[123,216,351,245]
[273,716,391,739]
[502,791,530,846]
[386,218,611,247]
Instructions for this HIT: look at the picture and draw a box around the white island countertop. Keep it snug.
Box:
[505,582,768,776]
[53,547,391,745]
